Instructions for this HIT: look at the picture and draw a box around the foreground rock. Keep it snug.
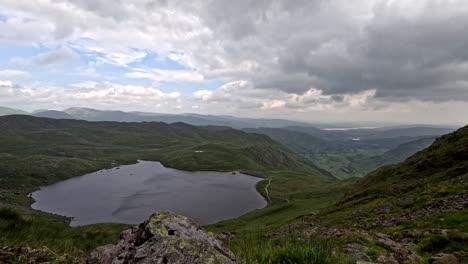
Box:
[87,212,236,264]
[430,253,459,264]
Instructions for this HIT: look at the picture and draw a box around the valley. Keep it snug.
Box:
[0,114,465,263]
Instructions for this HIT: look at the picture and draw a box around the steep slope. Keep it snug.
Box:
[244,127,349,154]
[247,127,445,179]
[350,136,437,175]
[317,125,468,257]
[0,106,28,116]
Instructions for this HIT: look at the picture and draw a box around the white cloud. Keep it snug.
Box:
[261,100,286,110]
[31,47,79,65]
[0,80,13,87]
[1,0,468,124]
[0,69,31,80]
[126,69,204,82]
[0,81,182,112]
[193,90,213,101]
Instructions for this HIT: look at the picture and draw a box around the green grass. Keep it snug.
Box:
[0,116,345,261]
[310,149,387,179]
[208,172,355,234]
[0,207,128,261]
[227,236,354,264]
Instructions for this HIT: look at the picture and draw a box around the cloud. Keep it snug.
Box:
[31,47,79,65]
[126,69,204,82]
[0,81,181,112]
[193,90,213,101]
[0,80,13,87]
[2,0,467,103]
[261,100,286,110]
[0,69,30,80]
[1,0,468,124]
[193,81,378,113]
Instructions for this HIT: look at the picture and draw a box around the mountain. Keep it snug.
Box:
[284,125,453,148]
[318,125,468,257]
[32,110,76,119]
[351,136,437,173]
[62,107,315,128]
[0,106,28,116]
[0,115,331,192]
[246,126,452,179]
[244,127,348,154]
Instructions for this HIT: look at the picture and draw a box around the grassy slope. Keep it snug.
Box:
[0,115,339,260]
[318,125,468,255]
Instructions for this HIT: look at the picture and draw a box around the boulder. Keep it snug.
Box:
[430,253,459,264]
[376,255,398,264]
[87,212,236,264]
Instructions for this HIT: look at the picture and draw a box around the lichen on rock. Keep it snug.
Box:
[87,212,236,264]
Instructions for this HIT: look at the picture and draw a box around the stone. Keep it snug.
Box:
[343,244,371,262]
[374,233,418,263]
[87,212,236,264]
[377,255,398,264]
[429,253,459,264]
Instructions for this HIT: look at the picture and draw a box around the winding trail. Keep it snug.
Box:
[264,177,272,202]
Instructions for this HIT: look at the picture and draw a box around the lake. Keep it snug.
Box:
[31,161,266,226]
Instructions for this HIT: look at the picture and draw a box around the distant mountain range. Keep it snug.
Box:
[0,106,28,116]
[245,126,454,178]
[0,106,316,129]
[0,106,457,180]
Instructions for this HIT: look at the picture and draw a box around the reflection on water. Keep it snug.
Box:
[32,161,266,226]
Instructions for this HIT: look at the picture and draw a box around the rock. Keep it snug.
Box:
[343,244,371,262]
[429,253,459,264]
[87,212,236,264]
[374,233,418,263]
[216,232,236,241]
[377,255,398,264]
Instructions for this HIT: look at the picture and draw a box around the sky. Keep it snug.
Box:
[0,0,467,125]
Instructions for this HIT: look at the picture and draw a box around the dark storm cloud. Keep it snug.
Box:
[2,0,468,106]
[196,0,468,102]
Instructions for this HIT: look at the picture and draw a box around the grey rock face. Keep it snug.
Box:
[87,212,236,264]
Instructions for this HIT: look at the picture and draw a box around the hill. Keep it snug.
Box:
[32,110,76,119]
[0,106,28,116]
[315,125,468,260]
[350,136,436,173]
[63,107,314,128]
[243,127,346,155]
[247,126,451,179]
[0,115,345,261]
[0,115,328,193]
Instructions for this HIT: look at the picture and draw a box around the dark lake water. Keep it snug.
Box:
[31,161,266,226]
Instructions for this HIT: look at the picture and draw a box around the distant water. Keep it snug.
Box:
[321,127,378,131]
[31,161,266,226]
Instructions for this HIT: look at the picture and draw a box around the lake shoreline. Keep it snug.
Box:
[31,160,268,227]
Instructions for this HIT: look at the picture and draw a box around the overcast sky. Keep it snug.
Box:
[0,0,467,125]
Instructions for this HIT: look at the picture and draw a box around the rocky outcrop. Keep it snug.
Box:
[429,253,459,264]
[87,212,236,264]
[362,194,468,228]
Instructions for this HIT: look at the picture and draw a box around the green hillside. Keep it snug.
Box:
[0,115,338,261]
[246,127,445,179]
[0,115,328,195]
[350,136,436,174]
[317,125,468,259]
